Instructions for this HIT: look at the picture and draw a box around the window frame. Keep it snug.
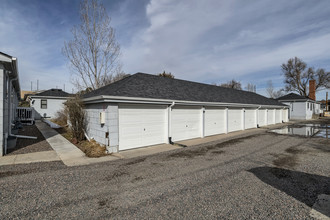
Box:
[41,99,47,109]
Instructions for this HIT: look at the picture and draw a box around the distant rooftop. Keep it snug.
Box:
[31,88,72,98]
[277,93,313,101]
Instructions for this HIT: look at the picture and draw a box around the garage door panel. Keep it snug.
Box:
[228,109,242,132]
[172,107,201,141]
[267,109,275,125]
[119,104,167,150]
[282,109,288,122]
[205,108,226,136]
[258,109,267,126]
[275,109,282,123]
[244,109,256,129]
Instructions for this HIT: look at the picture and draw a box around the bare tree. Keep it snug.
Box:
[245,83,256,93]
[102,72,130,85]
[220,79,242,90]
[158,71,175,78]
[63,0,122,90]
[266,80,284,99]
[281,57,330,96]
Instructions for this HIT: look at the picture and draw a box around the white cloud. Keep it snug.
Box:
[121,0,330,96]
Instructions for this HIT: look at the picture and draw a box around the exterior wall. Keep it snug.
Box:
[315,103,322,114]
[283,102,307,120]
[0,65,4,156]
[30,97,67,118]
[282,101,320,120]
[84,102,287,152]
[85,103,119,152]
[306,102,313,119]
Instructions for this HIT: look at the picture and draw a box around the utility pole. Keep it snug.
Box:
[326,92,328,111]
[31,81,32,91]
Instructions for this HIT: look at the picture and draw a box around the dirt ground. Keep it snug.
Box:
[6,125,53,155]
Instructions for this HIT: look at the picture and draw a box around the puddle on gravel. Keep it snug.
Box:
[270,124,329,138]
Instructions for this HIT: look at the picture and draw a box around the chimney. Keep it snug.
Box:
[309,80,316,100]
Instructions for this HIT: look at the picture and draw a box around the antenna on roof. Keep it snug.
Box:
[31,81,32,91]
[37,79,39,91]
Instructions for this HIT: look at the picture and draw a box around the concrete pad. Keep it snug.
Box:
[0,155,16,166]
[36,121,118,166]
[310,194,330,220]
[119,144,181,159]
[0,151,60,166]
[177,128,262,147]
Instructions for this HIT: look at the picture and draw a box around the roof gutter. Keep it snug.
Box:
[82,95,288,109]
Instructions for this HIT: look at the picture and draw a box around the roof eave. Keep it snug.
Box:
[82,95,288,109]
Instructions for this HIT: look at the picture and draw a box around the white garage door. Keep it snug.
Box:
[282,109,288,122]
[119,104,167,150]
[171,106,201,141]
[258,109,267,126]
[267,109,275,125]
[204,108,226,136]
[228,109,242,132]
[244,109,256,129]
[275,109,282,123]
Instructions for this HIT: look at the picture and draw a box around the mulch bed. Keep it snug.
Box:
[6,125,53,155]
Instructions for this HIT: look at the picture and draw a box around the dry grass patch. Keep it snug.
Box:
[55,127,108,158]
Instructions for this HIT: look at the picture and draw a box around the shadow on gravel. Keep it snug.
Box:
[168,134,261,159]
[249,167,330,217]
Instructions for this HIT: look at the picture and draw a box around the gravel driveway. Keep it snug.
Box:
[0,122,329,219]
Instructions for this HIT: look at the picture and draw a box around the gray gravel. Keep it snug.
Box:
[0,120,329,219]
[7,125,53,155]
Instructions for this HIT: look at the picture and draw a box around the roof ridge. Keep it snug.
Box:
[135,72,244,92]
[83,74,134,97]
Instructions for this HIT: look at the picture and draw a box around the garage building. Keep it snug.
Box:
[82,73,288,152]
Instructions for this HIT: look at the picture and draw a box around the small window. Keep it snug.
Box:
[307,103,309,109]
[41,99,47,109]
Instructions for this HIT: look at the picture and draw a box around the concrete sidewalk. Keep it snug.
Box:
[36,121,118,166]
[0,151,60,166]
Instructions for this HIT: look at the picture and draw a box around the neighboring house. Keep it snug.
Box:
[0,52,21,156]
[29,89,72,119]
[277,93,321,120]
[320,100,330,112]
[82,73,288,153]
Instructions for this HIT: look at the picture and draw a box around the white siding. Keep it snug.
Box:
[0,66,4,156]
[85,103,119,152]
[204,107,226,136]
[119,104,167,150]
[31,98,67,118]
[171,106,201,141]
[228,109,243,132]
[244,109,256,129]
[283,102,307,120]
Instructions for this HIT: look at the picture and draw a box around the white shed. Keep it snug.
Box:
[277,93,321,120]
[29,89,72,119]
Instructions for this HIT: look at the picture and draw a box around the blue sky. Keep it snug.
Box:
[1,0,329,99]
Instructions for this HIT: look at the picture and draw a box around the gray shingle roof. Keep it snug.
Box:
[33,89,72,98]
[0,51,12,58]
[277,93,311,101]
[83,73,285,106]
